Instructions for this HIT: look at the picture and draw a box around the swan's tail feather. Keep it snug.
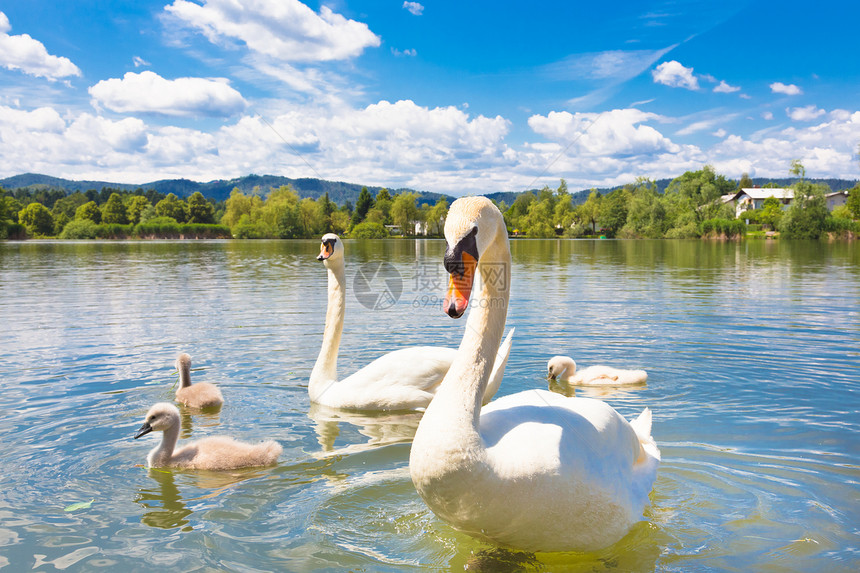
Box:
[481,328,515,405]
[630,408,661,463]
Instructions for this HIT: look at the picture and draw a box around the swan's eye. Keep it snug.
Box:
[444,227,479,277]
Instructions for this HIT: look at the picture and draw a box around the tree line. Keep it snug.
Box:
[2,162,858,240]
[500,163,859,240]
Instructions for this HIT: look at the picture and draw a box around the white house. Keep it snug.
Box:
[731,188,794,218]
[825,190,849,211]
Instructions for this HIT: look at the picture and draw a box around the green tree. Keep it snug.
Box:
[126,196,151,225]
[665,165,736,224]
[523,197,555,237]
[18,202,55,236]
[372,188,393,225]
[329,210,350,234]
[317,192,336,231]
[845,185,860,219]
[53,212,71,235]
[52,192,88,219]
[350,221,388,238]
[780,180,829,239]
[186,191,215,224]
[503,191,534,233]
[351,187,374,226]
[579,190,602,233]
[101,193,129,224]
[261,186,302,237]
[790,159,805,181]
[621,179,666,238]
[155,193,188,223]
[391,192,420,235]
[738,172,753,189]
[277,202,303,238]
[599,188,631,237]
[425,198,448,236]
[758,196,784,230]
[221,188,263,229]
[75,201,102,223]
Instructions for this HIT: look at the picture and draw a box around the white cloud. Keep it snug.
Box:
[89,71,246,117]
[770,82,802,95]
[403,2,424,16]
[528,108,678,157]
[652,60,699,90]
[546,46,674,82]
[133,56,150,67]
[391,47,417,57]
[0,105,65,133]
[164,0,380,63]
[676,118,721,136]
[0,11,80,80]
[762,111,774,120]
[2,97,858,195]
[787,105,825,121]
[709,111,860,179]
[713,80,740,93]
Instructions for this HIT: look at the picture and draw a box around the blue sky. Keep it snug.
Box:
[1,0,858,195]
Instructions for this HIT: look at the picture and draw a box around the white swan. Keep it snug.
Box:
[309,233,513,411]
[409,197,660,553]
[134,403,281,470]
[174,353,224,408]
[548,356,648,386]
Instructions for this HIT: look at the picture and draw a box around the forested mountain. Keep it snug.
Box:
[0,173,450,206]
[1,172,857,208]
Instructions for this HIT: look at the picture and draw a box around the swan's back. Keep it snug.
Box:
[160,437,282,471]
[328,347,457,410]
[175,382,224,409]
[433,390,660,552]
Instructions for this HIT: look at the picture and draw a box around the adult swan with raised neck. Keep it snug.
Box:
[309,233,514,411]
[409,197,660,552]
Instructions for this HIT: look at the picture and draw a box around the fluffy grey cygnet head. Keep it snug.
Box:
[134,402,180,439]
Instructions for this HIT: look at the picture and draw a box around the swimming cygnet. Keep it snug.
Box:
[134,403,282,470]
[547,355,648,386]
[174,353,224,409]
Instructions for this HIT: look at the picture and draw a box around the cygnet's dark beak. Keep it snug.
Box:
[134,422,153,439]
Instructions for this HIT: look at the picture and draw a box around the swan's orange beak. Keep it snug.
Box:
[317,242,333,261]
[443,252,476,318]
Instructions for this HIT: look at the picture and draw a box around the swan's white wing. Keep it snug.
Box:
[331,346,457,410]
[479,390,641,483]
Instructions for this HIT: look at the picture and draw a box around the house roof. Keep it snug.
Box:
[733,188,794,200]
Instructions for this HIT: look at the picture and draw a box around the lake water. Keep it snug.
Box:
[0,238,858,572]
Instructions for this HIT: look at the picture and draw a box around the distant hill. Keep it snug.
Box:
[2,172,856,208]
[0,173,453,207]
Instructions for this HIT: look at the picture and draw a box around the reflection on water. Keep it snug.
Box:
[308,403,422,457]
[1,239,858,571]
[136,469,193,530]
[548,377,648,400]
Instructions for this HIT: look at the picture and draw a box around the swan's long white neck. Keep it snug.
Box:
[309,257,345,400]
[415,232,511,449]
